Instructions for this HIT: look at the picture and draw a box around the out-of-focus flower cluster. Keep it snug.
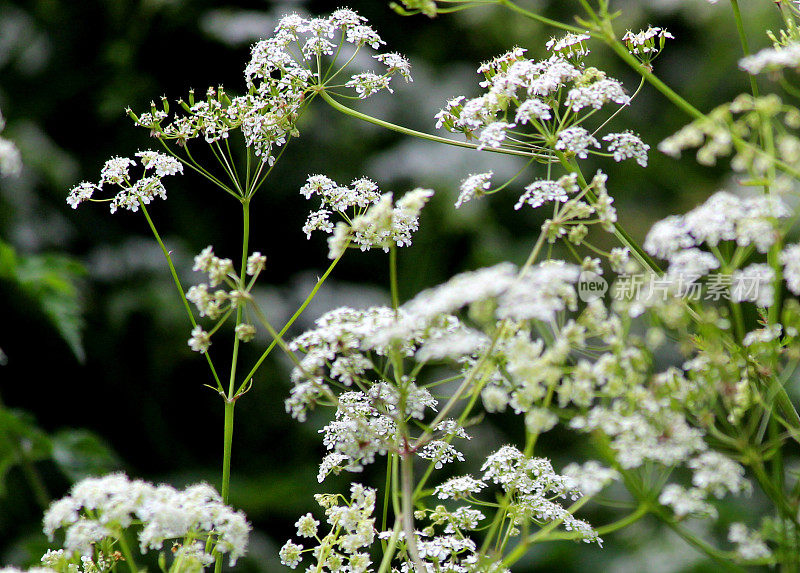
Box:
[42,473,250,568]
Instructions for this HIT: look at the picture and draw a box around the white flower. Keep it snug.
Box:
[546,32,591,58]
[100,156,135,185]
[688,451,750,498]
[731,263,775,307]
[246,251,267,275]
[780,243,800,295]
[566,78,629,111]
[555,126,600,158]
[728,523,772,560]
[602,131,649,167]
[456,171,492,208]
[477,121,515,150]
[295,513,319,538]
[740,42,800,74]
[279,539,304,568]
[135,150,183,177]
[659,484,717,518]
[188,325,211,353]
[562,461,620,497]
[0,137,22,177]
[374,52,412,81]
[345,72,393,98]
[434,476,487,500]
[515,173,579,209]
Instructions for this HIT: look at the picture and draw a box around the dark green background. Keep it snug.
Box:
[0,0,784,570]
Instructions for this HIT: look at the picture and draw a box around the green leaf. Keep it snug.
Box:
[0,238,87,362]
[0,409,53,496]
[51,429,123,482]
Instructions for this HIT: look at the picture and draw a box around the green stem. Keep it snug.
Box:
[729,0,760,98]
[390,245,400,311]
[376,518,402,573]
[594,504,649,535]
[140,202,223,391]
[236,245,347,394]
[496,0,588,34]
[221,400,235,502]
[318,89,542,160]
[116,530,140,573]
[501,497,591,567]
[400,450,425,571]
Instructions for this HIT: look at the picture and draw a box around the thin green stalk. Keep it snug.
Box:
[215,400,235,573]
[495,0,587,34]
[140,202,223,391]
[729,0,760,98]
[116,530,140,573]
[400,450,426,572]
[390,245,400,311]
[376,518,402,573]
[237,244,348,394]
[594,504,649,535]
[500,497,591,567]
[318,89,544,160]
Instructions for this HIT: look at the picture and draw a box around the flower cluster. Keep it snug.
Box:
[0,108,21,177]
[622,26,675,66]
[326,187,434,259]
[66,151,183,213]
[42,473,249,566]
[280,484,377,570]
[131,9,410,165]
[434,37,648,169]
[185,246,266,353]
[434,446,602,545]
[658,93,800,176]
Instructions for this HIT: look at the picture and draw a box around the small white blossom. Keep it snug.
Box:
[740,42,800,74]
[515,173,579,210]
[728,523,772,560]
[456,171,492,208]
[295,513,320,538]
[188,325,211,353]
[780,243,800,295]
[603,131,649,167]
[556,126,600,158]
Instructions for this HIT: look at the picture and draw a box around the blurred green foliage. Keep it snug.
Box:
[0,0,788,571]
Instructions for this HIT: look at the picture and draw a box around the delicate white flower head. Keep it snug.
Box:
[477,121,515,150]
[728,523,772,560]
[0,112,22,177]
[546,32,591,59]
[374,52,412,81]
[659,484,717,518]
[688,451,750,498]
[135,150,183,177]
[346,72,393,99]
[326,188,433,259]
[555,126,600,158]
[43,473,250,565]
[562,461,620,497]
[602,131,649,167]
[644,191,788,263]
[68,151,182,214]
[731,263,775,307]
[780,243,800,295]
[740,42,800,75]
[566,77,629,111]
[514,98,552,124]
[455,171,493,208]
[515,173,579,210]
